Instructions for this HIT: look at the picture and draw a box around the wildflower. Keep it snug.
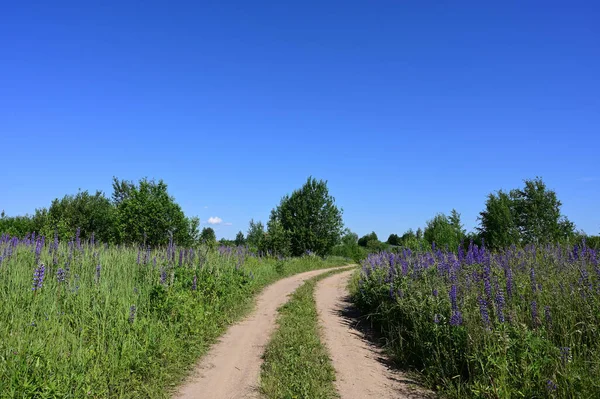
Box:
[32,263,46,291]
[449,285,458,311]
[433,314,440,324]
[160,268,167,285]
[478,296,490,327]
[531,300,538,326]
[129,305,136,324]
[432,288,438,297]
[494,282,506,323]
[546,379,558,392]
[192,275,197,291]
[560,347,571,364]
[449,310,463,326]
[56,268,66,284]
[95,264,101,283]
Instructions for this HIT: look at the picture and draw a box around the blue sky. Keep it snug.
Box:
[1,1,599,239]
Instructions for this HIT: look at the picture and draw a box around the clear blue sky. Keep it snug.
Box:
[1,1,599,239]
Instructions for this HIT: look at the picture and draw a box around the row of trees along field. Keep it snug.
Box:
[222,177,344,257]
[331,178,598,260]
[0,178,200,247]
[0,176,346,257]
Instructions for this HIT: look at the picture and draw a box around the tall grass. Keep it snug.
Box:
[0,233,347,398]
[352,242,600,398]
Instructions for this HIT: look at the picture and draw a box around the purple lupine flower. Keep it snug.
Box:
[95,264,101,283]
[530,267,537,293]
[433,314,440,324]
[494,281,506,323]
[505,267,513,299]
[56,268,66,284]
[129,305,136,324]
[160,268,167,285]
[35,237,44,263]
[531,300,538,326]
[192,274,197,291]
[153,257,157,268]
[546,380,558,392]
[432,289,438,297]
[389,284,395,299]
[449,285,458,311]
[449,310,463,326]
[32,263,46,291]
[90,232,95,246]
[478,296,490,327]
[560,347,571,364]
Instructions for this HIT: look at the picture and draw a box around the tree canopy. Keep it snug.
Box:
[267,177,344,256]
[478,177,575,248]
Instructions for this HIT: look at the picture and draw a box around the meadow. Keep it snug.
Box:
[352,242,600,398]
[0,232,346,398]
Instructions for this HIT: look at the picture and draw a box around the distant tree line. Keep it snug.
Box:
[1,176,347,257]
[336,177,598,256]
[2,176,596,255]
[0,177,201,247]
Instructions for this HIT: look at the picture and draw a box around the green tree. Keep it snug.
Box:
[387,233,401,246]
[199,227,217,246]
[0,212,43,237]
[246,219,266,252]
[358,232,378,247]
[478,178,575,248]
[477,190,520,249]
[512,177,575,244]
[416,228,423,240]
[330,229,367,262]
[424,213,462,250]
[45,190,116,243]
[112,177,196,246]
[268,177,344,257]
[341,229,358,246]
[234,231,246,246]
[264,210,291,256]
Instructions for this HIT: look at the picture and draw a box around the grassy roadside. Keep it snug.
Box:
[0,237,350,399]
[260,266,356,399]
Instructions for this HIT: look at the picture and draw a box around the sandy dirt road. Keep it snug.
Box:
[315,270,433,399]
[174,266,350,399]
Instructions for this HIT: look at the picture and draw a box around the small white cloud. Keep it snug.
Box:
[207,216,223,225]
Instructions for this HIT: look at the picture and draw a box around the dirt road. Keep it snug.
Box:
[174,266,349,399]
[315,270,432,399]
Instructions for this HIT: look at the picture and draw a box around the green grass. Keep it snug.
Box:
[260,266,355,399]
[0,238,349,398]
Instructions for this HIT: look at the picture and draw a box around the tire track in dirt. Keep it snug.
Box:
[174,266,351,399]
[315,270,434,399]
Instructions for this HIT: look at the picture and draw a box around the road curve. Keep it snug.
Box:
[174,266,350,399]
[315,270,433,399]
